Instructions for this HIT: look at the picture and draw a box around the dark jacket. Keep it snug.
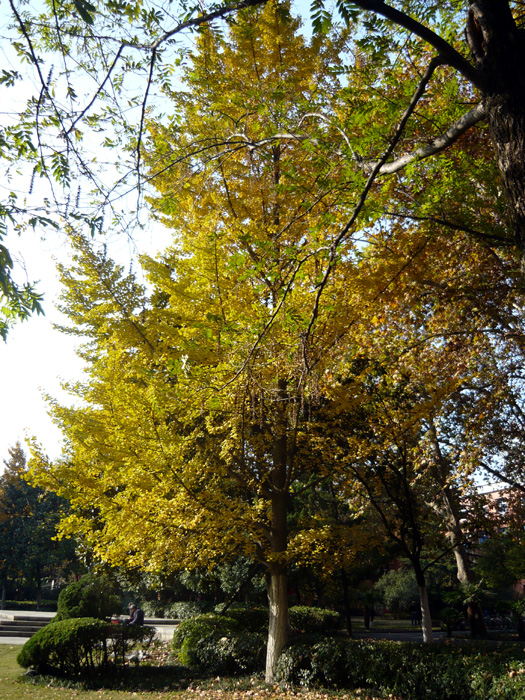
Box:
[129,607,144,625]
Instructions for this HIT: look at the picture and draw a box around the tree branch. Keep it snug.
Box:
[359,103,486,175]
[303,55,446,350]
[384,210,510,246]
[349,0,483,87]
[126,0,269,51]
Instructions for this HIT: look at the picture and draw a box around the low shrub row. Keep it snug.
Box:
[2,599,57,612]
[17,617,155,675]
[276,638,525,700]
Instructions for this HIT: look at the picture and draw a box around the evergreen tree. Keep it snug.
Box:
[0,443,78,608]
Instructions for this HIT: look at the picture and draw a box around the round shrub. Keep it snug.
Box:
[55,573,122,621]
[172,613,265,675]
[17,617,154,676]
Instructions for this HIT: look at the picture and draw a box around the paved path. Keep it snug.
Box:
[0,610,56,620]
[353,628,447,642]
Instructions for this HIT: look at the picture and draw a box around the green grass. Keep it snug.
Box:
[1,643,201,700]
[1,644,366,700]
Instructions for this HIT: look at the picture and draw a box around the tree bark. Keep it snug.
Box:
[412,561,434,643]
[466,1,525,260]
[418,584,434,643]
[409,556,434,642]
[265,377,290,683]
[444,502,487,638]
[266,564,289,682]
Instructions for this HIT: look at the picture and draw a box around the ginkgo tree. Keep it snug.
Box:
[4,0,525,337]
[29,4,375,680]
[26,0,525,669]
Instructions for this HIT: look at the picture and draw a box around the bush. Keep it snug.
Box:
[276,638,525,700]
[172,613,265,675]
[17,617,154,676]
[214,605,268,631]
[165,600,214,620]
[55,574,121,621]
[3,599,57,612]
[289,606,341,634]
[141,600,165,618]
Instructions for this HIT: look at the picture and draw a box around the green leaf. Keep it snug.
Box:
[73,0,97,25]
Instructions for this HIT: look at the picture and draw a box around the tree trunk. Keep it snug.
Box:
[443,497,487,637]
[412,562,433,642]
[265,376,290,683]
[466,1,525,260]
[1,581,6,610]
[428,421,487,638]
[418,585,434,643]
[341,569,352,636]
[266,565,289,682]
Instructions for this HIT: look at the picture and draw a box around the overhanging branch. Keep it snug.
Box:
[348,0,483,87]
[360,103,486,174]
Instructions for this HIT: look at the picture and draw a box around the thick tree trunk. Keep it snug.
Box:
[443,495,487,637]
[466,1,525,259]
[442,494,487,637]
[266,565,289,682]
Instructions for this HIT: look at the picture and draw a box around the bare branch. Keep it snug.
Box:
[385,210,510,246]
[360,103,486,175]
[67,46,124,134]
[136,48,158,193]
[303,55,446,350]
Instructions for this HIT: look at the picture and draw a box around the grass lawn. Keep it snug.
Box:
[0,644,367,700]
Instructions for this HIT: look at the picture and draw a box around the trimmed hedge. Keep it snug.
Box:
[276,638,525,700]
[172,613,266,674]
[2,600,57,612]
[17,617,154,675]
[289,606,340,634]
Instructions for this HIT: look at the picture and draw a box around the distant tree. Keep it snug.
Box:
[0,443,78,608]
